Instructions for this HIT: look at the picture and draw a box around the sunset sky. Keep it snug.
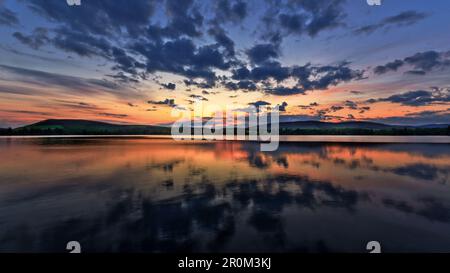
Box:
[0,0,449,128]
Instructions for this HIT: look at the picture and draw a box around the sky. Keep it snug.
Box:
[0,0,449,128]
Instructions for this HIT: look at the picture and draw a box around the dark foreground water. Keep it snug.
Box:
[0,137,449,253]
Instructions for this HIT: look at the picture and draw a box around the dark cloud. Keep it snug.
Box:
[223,80,257,91]
[374,50,450,75]
[358,106,370,114]
[148,98,176,106]
[298,102,319,110]
[9,0,366,97]
[98,112,128,119]
[277,102,288,112]
[226,61,364,95]
[246,43,280,64]
[265,86,306,96]
[207,26,235,58]
[246,100,271,111]
[20,0,220,85]
[373,59,404,74]
[354,10,428,35]
[51,28,112,57]
[161,82,176,90]
[344,100,358,110]
[0,5,19,26]
[367,88,450,106]
[53,99,103,111]
[243,61,290,82]
[404,51,450,72]
[4,110,50,116]
[278,13,305,35]
[269,0,346,38]
[184,79,215,89]
[330,105,344,112]
[248,100,271,108]
[26,0,156,36]
[156,0,204,39]
[132,38,230,85]
[213,0,247,25]
[13,28,50,50]
[0,65,123,95]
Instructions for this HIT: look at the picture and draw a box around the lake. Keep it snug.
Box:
[0,136,449,252]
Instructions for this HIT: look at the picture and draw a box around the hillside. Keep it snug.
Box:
[0,119,448,136]
[11,119,171,135]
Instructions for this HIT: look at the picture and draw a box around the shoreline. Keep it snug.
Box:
[1,134,449,144]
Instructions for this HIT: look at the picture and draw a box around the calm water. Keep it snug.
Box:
[0,137,449,253]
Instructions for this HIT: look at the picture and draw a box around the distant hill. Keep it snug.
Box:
[277,120,449,135]
[415,124,450,129]
[278,120,398,130]
[0,119,448,136]
[10,119,171,135]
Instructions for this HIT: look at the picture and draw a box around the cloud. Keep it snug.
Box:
[213,0,247,25]
[298,102,319,110]
[161,82,176,90]
[207,26,235,58]
[53,99,104,111]
[20,0,223,85]
[344,100,358,110]
[265,86,306,96]
[11,0,364,97]
[248,100,271,108]
[366,109,450,126]
[225,61,364,95]
[26,0,156,36]
[264,0,346,40]
[373,59,404,74]
[374,50,450,75]
[4,110,51,116]
[354,10,428,35]
[98,112,128,119]
[132,38,230,86]
[367,88,450,106]
[0,5,19,26]
[13,28,50,50]
[330,105,344,112]
[0,65,124,95]
[278,13,305,35]
[246,43,279,64]
[189,94,208,101]
[148,98,176,106]
[162,0,204,38]
[277,101,288,112]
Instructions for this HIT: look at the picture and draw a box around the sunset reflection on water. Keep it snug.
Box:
[0,137,449,252]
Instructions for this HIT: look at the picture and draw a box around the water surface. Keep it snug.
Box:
[0,137,449,252]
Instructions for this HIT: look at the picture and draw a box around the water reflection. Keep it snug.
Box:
[0,137,449,252]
